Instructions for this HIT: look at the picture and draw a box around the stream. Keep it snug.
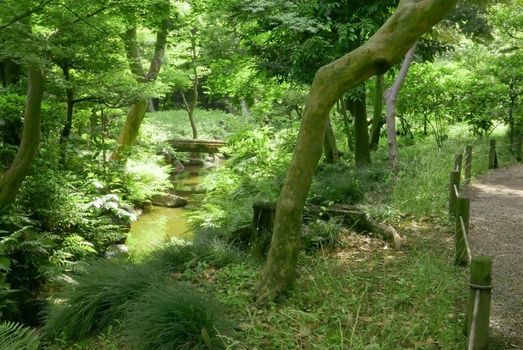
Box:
[126,166,205,256]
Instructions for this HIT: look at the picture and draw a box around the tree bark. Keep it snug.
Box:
[348,86,372,168]
[0,68,44,212]
[323,118,339,163]
[369,75,385,150]
[385,42,418,170]
[257,0,458,303]
[112,17,171,160]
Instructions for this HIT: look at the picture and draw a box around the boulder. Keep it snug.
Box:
[151,193,188,208]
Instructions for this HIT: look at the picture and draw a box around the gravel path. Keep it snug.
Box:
[469,163,523,349]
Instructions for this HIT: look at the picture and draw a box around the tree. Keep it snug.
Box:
[0,68,44,212]
[257,0,459,303]
[112,0,174,160]
[385,42,418,170]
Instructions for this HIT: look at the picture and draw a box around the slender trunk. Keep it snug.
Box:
[323,118,339,163]
[182,91,198,139]
[0,68,44,212]
[112,16,171,159]
[257,0,457,303]
[385,42,418,170]
[348,87,371,168]
[89,107,97,147]
[185,28,199,139]
[369,75,385,149]
[59,63,75,164]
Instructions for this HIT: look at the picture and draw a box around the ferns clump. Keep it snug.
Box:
[0,321,40,350]
[43,260,162,341]
[125,283,227,350]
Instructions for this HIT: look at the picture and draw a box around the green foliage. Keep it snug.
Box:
[0,321,39,350]
[43,260,162,341]
[124,282,228,350]
[188,126,296,231]
[124,154,173,203]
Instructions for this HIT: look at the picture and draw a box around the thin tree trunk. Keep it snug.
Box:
[257,0,458,303]
[112,16,171,160]
[338,98,354,151]
[0,68,44,212]
[59,63,75,164]
[181,91,198,139]
[323,118,339,163]
[369,74,385,149]
[184,27,199,140]
[348,86,371,168]
[385,42,418,170]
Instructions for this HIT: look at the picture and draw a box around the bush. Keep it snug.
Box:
[43,260,162,341]
[124,282,228,350]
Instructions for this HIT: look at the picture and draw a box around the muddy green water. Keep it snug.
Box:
[126,167,204,256]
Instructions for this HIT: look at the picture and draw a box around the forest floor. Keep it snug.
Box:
[469,163,523,349]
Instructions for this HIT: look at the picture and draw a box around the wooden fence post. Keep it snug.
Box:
[488,140,498,169]
[464,145,472,185]
[466,256,492,350]
[455,196,470,266]
[454,153,463,173]
[449,170,460,215]
[516,134,522,162]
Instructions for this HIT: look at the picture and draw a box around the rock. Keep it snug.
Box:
[151,193,188,208]
[105,244,129,259]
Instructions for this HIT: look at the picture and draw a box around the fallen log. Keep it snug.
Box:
[232,202,402,251]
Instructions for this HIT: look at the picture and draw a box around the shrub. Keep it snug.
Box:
[124,282,228,350]
[146,236,243,273]
[43,260,162,341]
[0,321,40,350]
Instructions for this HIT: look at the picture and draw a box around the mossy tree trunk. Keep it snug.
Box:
[112,17,171,160]
[257,0,458,303]
[369,75,385,150]
[0,67,44,212]
[348,85,371,168]
[385,42,418,170]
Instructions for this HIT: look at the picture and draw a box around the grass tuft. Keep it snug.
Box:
[124,282,228,350]
[43,260,162,341]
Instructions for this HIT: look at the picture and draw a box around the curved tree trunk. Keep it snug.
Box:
[257,0,458,303]
[385,42,418,170]
[323,118,339,163]
[0,68,44,212]
[348,86,371,168]
[112,17,171,160]
[369,75,385,150]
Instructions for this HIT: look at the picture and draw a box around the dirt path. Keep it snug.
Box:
[469,163,523,349]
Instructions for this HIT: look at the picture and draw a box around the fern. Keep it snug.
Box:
[0,322,40,350]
